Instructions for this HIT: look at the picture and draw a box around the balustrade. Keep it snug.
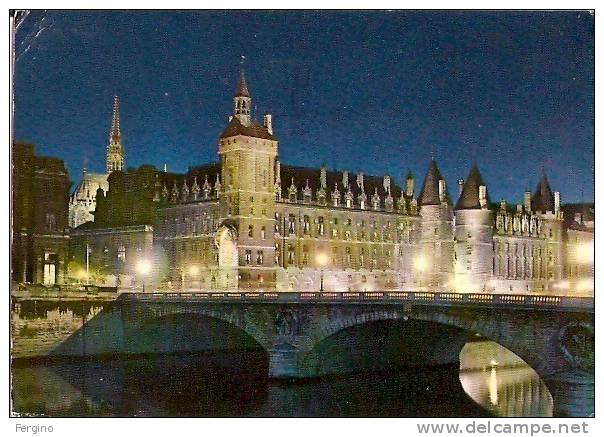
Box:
[121,289,592,310]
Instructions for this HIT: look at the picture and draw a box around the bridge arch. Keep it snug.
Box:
[300,308,553,380]
[124,304,273,353]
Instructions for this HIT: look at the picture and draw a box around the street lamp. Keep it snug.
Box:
[316,251,329,292]
[136,259,152,292]
[188,265,200,291]
[85,243,91,284]
[413,255,427,290]
[182,265,200,291]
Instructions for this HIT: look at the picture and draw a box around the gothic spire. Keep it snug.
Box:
[106,95,125,173]
[235,69,251,98]
[110,95,121,143]
[233,65,252,126]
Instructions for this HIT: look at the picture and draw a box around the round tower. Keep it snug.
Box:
[417,159,454,290]
[453,165,493,292]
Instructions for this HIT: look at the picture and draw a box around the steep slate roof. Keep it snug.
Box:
[418,160,445,206]
[531,172,555,213]
[455,165,490,210]
[280,164,404,207]
[219,116,276,140]
[235,71,251,98]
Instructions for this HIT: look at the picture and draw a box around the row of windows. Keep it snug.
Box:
[244,250,263,265]
[274,213,413,243]
[274,244,393,269]
[277,188,408,214]
[495,242,550,258]
[162,214,216,235]
[494,256,553,280]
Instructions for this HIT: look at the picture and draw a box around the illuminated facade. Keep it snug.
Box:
[150,71,594,294]
[153,72,422,291]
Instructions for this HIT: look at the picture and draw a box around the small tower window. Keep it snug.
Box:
[117,245,126,263]
[318,216,325,236]
[45,213,57,231]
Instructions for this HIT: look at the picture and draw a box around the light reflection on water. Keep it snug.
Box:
[12,340,553,417]
[459,341,553,417]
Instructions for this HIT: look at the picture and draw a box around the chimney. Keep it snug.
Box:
[479,185,487,209]
[275,159,281,185]
[264,114,273,135]
[524,191,531,212]
[457,179,464,196]
[405,174,414,197]
[320,166,327,189]
[438,179,447,203]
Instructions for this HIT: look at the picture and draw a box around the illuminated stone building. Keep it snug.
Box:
[70,71,594,294]
[561,203,595,294]
[151,71,423,291]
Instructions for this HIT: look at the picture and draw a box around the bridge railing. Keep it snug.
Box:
[122,290,593,311]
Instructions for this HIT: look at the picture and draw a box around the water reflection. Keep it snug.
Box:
[12,340,553,417]
[460,341,553,417]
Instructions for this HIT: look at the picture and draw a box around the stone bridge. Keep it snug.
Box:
[11,290,594,417]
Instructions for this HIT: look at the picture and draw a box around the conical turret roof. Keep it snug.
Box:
[455,165,489,210]
[418,160,444,206]
[532,171,555,213]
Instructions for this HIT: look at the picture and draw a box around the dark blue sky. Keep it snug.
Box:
[15,10,594,203]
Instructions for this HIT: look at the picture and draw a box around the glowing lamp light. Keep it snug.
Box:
[188,265,199,276]
[316,251,329,267]
[76,269,88,281]
[136,259,152,276]
[576,243,594,264]
[413,256,427,272]
[577,278,594,293]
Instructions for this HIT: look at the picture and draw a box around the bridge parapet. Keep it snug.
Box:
[119,290,594,312]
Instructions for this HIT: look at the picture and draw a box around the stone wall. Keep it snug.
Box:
[11,299,123,359]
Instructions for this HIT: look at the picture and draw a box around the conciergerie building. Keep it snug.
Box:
[69,70,594,294]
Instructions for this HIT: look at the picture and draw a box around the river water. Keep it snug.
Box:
[11,341,552,417]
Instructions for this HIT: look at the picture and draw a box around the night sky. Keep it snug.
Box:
[14,10,594,203]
